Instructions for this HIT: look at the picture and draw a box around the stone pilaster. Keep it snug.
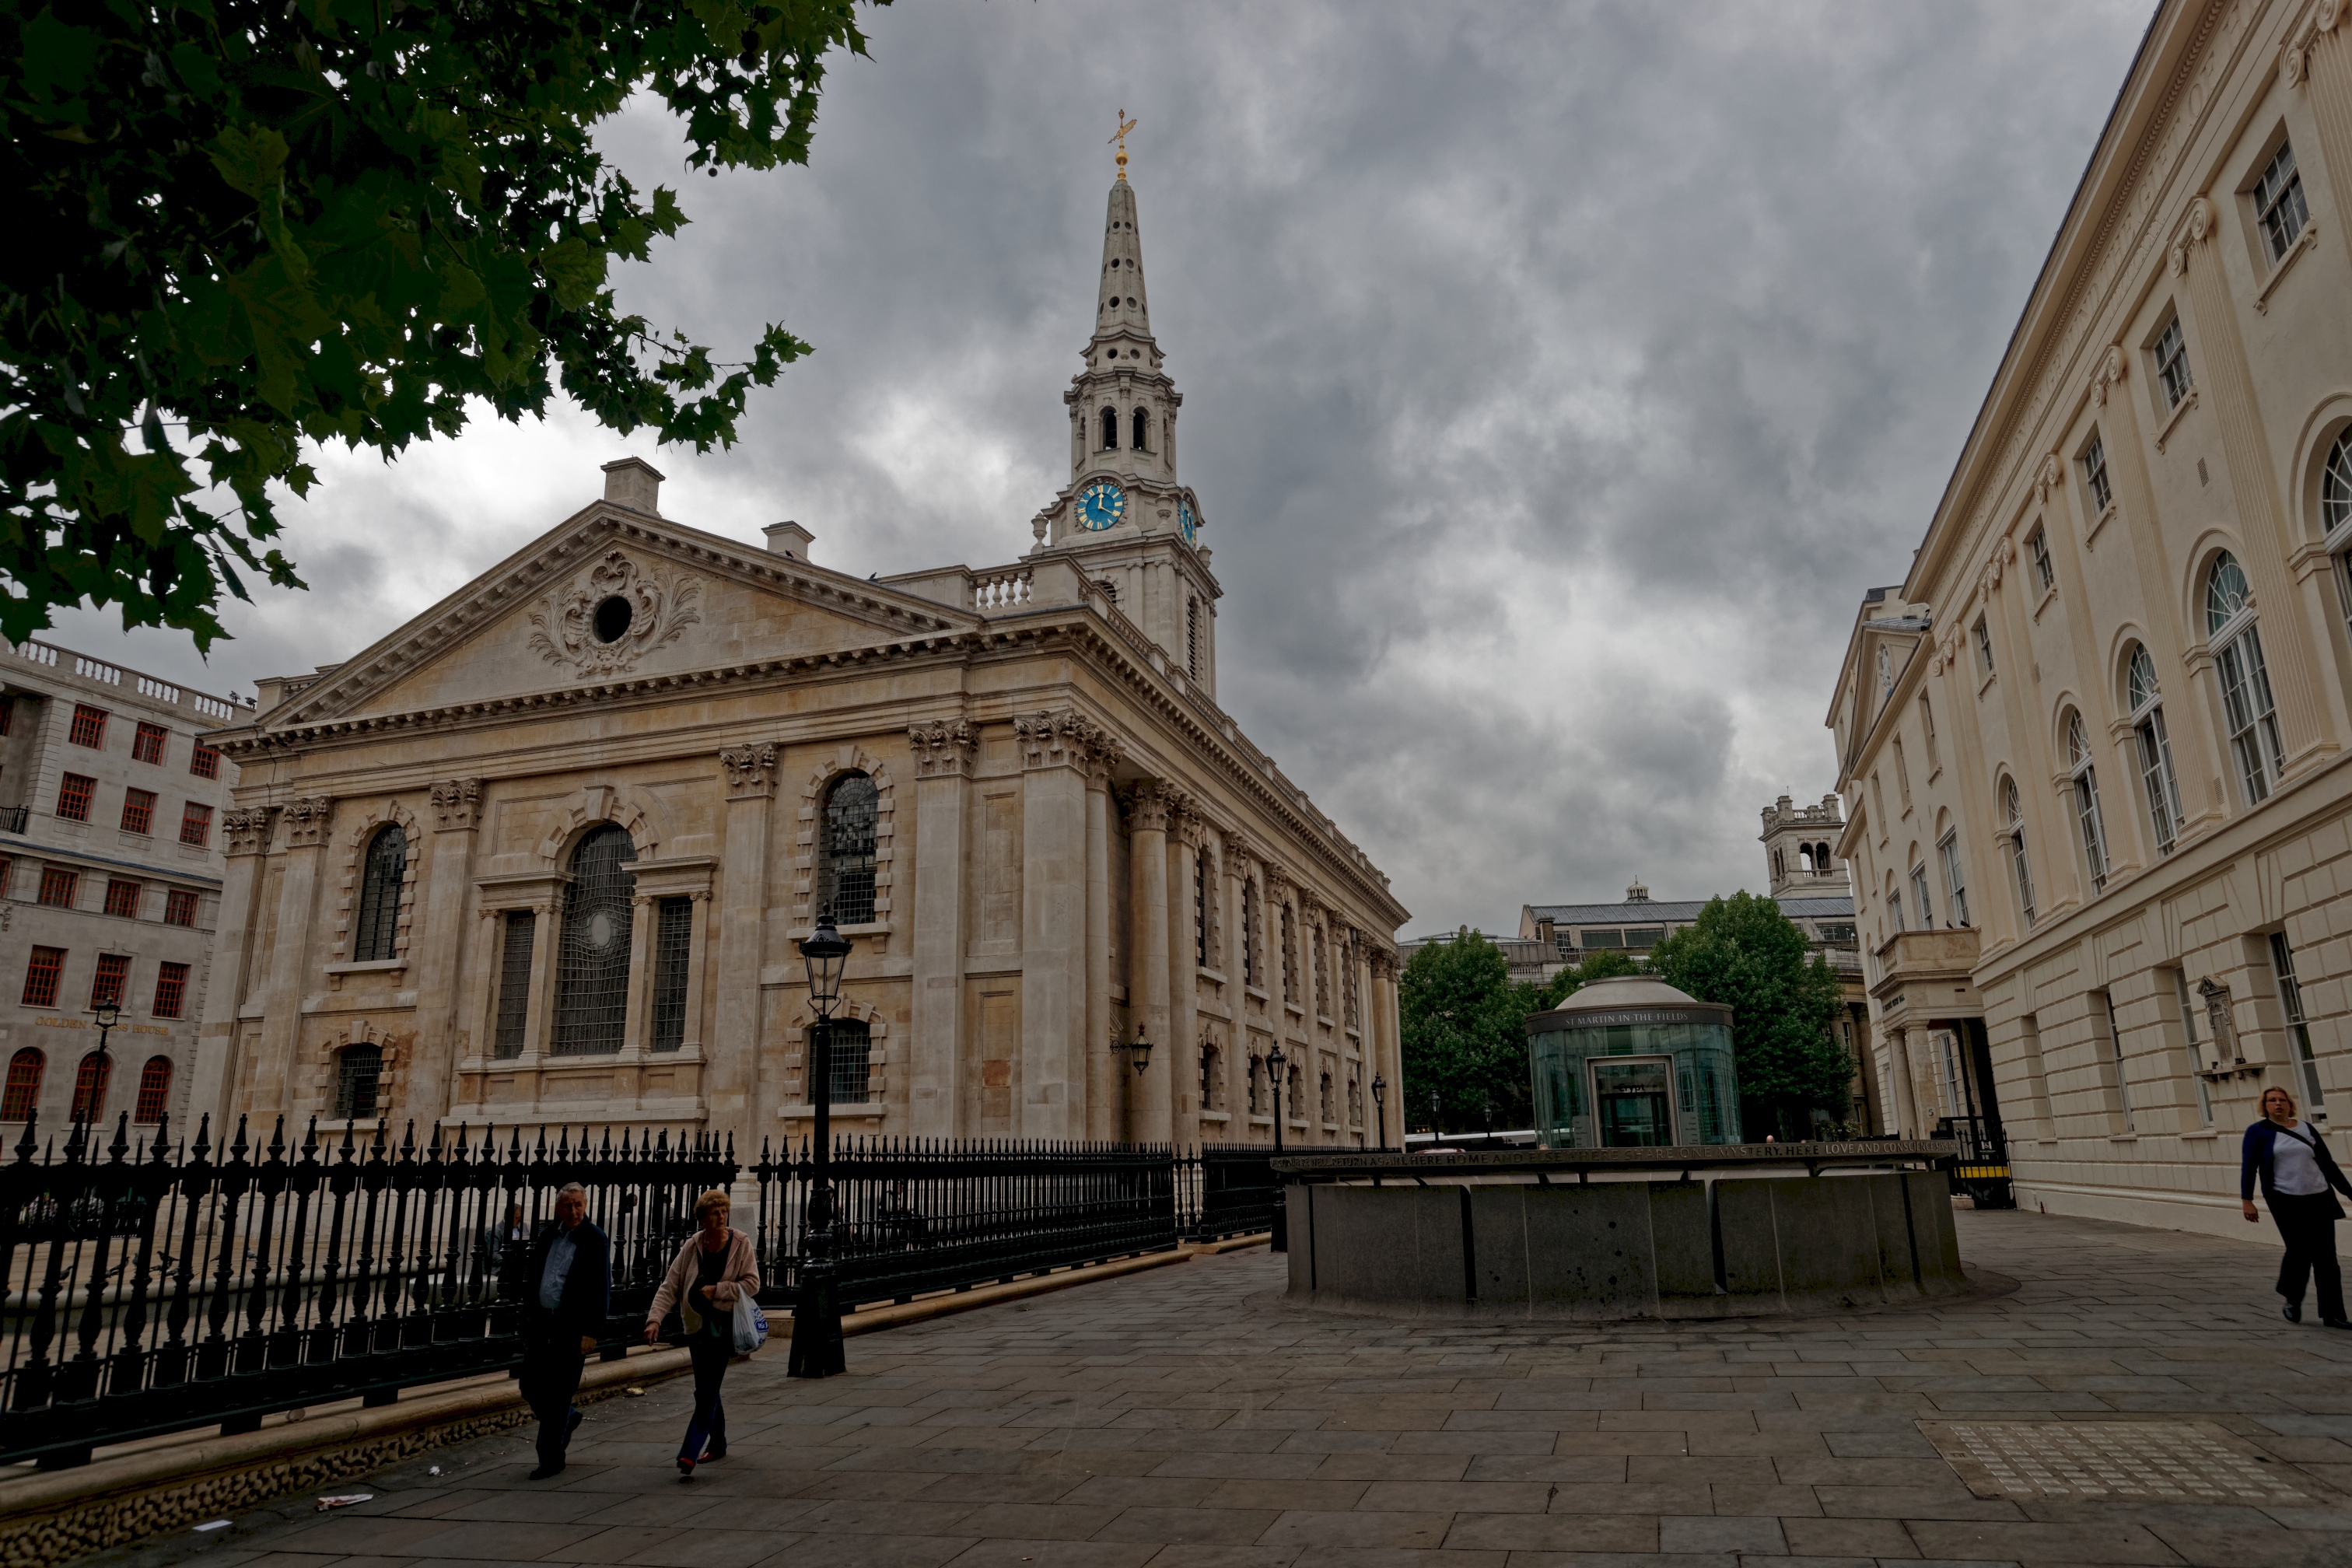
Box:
[406,778,483,1122]
[1016,711,1094,1139]
[710,743,776,1150]
[2290,5,2352,278]
[1166,794,1204,1152]
[908,719,977,1138]
[1081,726,1123,1142]
[187,806,277,1130]
[248,797,332,1121]
[1126,781,1175,1144]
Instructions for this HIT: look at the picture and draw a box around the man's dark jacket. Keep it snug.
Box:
[521,1220,611,1346]
[2241,1119,2352,1203]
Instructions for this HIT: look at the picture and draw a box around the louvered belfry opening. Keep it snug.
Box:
[552,824,639,1055]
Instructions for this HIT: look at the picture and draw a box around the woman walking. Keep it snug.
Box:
[2242,1086,2352,1328]
[645,1189,761,1477]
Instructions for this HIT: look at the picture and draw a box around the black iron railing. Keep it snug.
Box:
[0,1117,1279,1467]
[1934,1115,2014,1209]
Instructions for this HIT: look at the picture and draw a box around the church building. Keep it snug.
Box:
[189,156,1409,1156]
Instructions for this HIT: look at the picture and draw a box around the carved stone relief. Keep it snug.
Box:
[527,549,703,679]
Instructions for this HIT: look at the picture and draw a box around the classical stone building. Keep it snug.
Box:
[1831,0,2352,1234]
[2,636,247,1133]
[191,164,1408,1157]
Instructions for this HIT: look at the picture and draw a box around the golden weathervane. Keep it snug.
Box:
[1111,109,1137,181]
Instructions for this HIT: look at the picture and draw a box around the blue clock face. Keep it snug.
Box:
[1177,500,1197,545]
[1077,481,1125,531]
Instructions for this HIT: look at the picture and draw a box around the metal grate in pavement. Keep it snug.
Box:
[1920,1419,2315,1504]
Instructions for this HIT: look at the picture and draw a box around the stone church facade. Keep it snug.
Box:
[190,168,1409,1155]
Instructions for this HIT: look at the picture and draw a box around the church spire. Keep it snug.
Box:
[1095,166,1152,345]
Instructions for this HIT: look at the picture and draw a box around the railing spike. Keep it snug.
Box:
[108,1111,132,1163]
[12,1110,36,1161]
[148,1113,172,1164]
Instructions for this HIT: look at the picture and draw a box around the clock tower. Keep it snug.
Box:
[1030,128,1218,697]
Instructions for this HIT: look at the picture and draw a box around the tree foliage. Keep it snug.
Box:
[1399,929,1541,1132]
[3,0,881,647]
[1644,891,1852,1139]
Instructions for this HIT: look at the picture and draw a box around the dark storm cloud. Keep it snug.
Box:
[51,0,2154,934]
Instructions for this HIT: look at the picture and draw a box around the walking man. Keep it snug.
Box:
[521,1182,610,1479]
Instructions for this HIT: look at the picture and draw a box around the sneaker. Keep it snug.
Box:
[676,1457,695,1479]
[2285,1302,2305,1324]
[528,1462,565,1481]
[701,1445,726,1463]
[2326,1318,2352,1331]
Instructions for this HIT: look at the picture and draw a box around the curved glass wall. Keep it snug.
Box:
[1528,1013,1741,1148]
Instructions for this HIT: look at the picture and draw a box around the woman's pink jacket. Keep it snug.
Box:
[646,1230,761,1336]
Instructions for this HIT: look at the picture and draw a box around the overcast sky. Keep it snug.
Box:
[52,0,2157,936]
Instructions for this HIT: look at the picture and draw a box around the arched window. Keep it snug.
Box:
[1313,926,1329,1017]
[1241,881,1260,988]
[1099,406,1118,450]
[1775,849,1787,880]
[551,824,638,1056]
[133,1055,173,1124]
[2125,644,2183,856]
[818,772,879,924]
[1318,1069,1334,1124]
[1132,406,1150,452]
[70,1051,111,1124]
[2064,711,2109,893]
[352,825,407,961]
[823,1017,872,1104]
[2,1048,42,1121]
[2326,429,2351,646]
[1817,841,1832,869]
[2003,777,2035,927]
[335,1041,381,1119]
[2207,552,2284,804]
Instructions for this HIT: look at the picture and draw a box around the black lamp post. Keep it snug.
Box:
[1429,1088,1440,1140]
[1265,1044,1287,1251]
[789,905,852,1379]
[1371,1073,1387,1153]
[78,1000,119,1136]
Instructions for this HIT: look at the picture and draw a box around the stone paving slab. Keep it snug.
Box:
[73,1210,2352,1568]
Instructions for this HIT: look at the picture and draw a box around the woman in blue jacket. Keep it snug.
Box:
[2242,1085,2352,1327]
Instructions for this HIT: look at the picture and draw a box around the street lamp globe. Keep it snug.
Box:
[799,905,851,1011]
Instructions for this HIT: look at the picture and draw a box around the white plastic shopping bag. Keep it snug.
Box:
[732,1293,768,1355]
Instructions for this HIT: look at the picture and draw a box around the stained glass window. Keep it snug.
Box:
[551,826,637,1055]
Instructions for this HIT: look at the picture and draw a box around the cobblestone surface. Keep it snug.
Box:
[80,1209,2352,1568]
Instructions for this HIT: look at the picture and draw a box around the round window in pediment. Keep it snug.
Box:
[593,595,634,643]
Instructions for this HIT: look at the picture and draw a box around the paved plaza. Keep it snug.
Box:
[90,1209,2352,1568]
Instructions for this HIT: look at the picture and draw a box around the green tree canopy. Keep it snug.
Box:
[1398,928,1546,1133]
[1540,946,1641,1007]
[4,0,881,648]
[1644,891,1852,1139]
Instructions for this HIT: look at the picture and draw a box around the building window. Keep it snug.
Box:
[1973,616,1995,674]
[133,1056,172,1124]
[1319,1069,1334,1125]
[164,888,199,926]
[69,1052,110,1124]
[1100,406,1118,450]
[649,896,693,1052]
[1280,905,1296,1004]
[152,961,189,1020]
[1194,847,1211,968]
[817,772,879,925]
[1937,832,1969,928]
[2026,527,2053,594]
[2081,431,2112,513]
[1242,881,1260,988]
[23,947,64,1008]
[1248,1055,1263,1115]
[1888,887,1904,934]
[2124,644,2183,856]
[2065,711,2109,893]
[131,722,167,765]
[103,879,140,919]
[1920,696,1938,772]
[121,787,155,835]
[352,825,407,961]
[189,744,221,780]
[179,801,212,848]
[1313,925,1330,1017]
[91,952,130,1010]
[2,1048,41,1120]
[2324,430,2352,649]
[1199,1043,1218,1111]
[1909,862,1933,929]
[1132,406,1150,452]
[2091,989,2132,1132]
[1894,738,1912,809]
[2154,315,2192,410]
[2207,552,2284,804]
[824,1017,872,1104]
[38,868,79,908]
[68,704,107,747]
[1348,1073,1362,1126]
[2270,933,2325,1112]
[335,1042,383,1120]
[1870,772,1886,834]
[1344,938,1360,1029]
[2003,777,2035,928]
[551,824,638,1056]
[2173,968,2214,1125]
[0,857,12,898]
[57,772,95,821]
[492,910,536,1060]
[2254,140,2310,264]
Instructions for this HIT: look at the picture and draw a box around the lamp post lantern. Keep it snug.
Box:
[789,905,852,1378]
[78,999,120,1136]
[1371,1073,1387,1153]
[1265,1044,1288,1251]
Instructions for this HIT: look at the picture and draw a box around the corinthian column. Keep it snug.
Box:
[1166,796,1204,1152]
[1126,782,1174,1143]
[249,797,333,1121]
[710,742,777,1153]
[188,805,277,1129]
[1083,727,1123,1141]
[1017,711,1093,1140]
[404,779,484,1122]
[908,719,976,1138]
[2290,7,2352,264]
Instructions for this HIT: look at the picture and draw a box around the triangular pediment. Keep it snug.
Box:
[268,506,975,728]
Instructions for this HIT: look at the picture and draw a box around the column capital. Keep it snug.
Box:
[719,740,779,799]
[281,795,334,849]
[1017,708,1118,772]
[1126,779,1177,834]
[2091,342,2125,408]
[429,777,485,831]
[2169,194,2217,275]
[908,718,978,779]
[222,805,280,857]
